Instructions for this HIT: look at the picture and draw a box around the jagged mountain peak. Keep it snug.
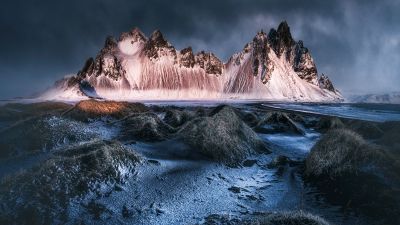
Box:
[45,21,342,102]
[267,21,295,57]
[253,30,267,41]
[297,40,304,48]
[267,29,279,55]
[131,27,145,35]
[180,46,193,54]
[149,29,169,47]
[243,42,252,53]
[318,74,336,92]
[228,31,267,67]
[250,30,273,81]
[223,21,325,93]
[292,39,318,83]
[143,29,177,60]
[194,51,223,75]
[119,27,147,43]
[252,30,269,49]
[179,47,195,68]
[277,21,293,40]
[104,36,118,50]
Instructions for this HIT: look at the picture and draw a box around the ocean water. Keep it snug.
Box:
[260,102,400,122]
[140,100,400,122]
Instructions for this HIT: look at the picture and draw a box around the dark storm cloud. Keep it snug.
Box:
[0,0,399,98]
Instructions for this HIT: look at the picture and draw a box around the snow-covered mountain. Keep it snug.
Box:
[349,92,400,104]
[41,21,343,102]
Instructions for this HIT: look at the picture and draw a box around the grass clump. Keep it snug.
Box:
[163,109,195,127]
[305,128,400,223]
[180,105,269,166]
[0,140,140,224]
[315,116,345,131]
[0,116,99,159]
[64,99,148,121]
[120,113,176,142]
[305,128,388,177]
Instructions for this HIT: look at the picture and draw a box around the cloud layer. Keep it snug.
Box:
[1,0,399,98]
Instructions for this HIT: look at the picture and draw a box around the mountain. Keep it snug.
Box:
[349,92,400,104]
[41,21,343,102]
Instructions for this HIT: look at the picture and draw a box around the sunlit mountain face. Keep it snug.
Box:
[41,22,342,102]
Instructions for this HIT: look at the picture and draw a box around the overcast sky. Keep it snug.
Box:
[1,0,399,99]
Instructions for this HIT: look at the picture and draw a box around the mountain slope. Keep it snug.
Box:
[41,21,342,102]
[349,92,400,104]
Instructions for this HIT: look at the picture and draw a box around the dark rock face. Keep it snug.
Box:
[318,74,336,92]
[98,55,126,80]
[0,140,140,224]
[77,36,126,81]
[144,30,177,61]
[104,36,118,50]
[179,105,269,166]
[267,28,279,54]
[119,27,147,43]
[293,41,318,83]
[277,21,295,57]
[268,21,295,59]
[179,47,196,68]
[77,58,95,80]
[195,51,223,75]
[149,30,168,47]
[267,21,318,84]
[277,21,295,46]
[252,31,274,83]
[95,36,125,80]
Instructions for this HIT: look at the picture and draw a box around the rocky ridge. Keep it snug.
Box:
[45,21,341,101]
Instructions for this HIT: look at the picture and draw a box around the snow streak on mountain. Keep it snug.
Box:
[42,21,343,101]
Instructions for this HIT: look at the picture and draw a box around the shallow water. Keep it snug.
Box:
[260,129,320,159]
[142,100,400,122]
[261,102,400,122]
